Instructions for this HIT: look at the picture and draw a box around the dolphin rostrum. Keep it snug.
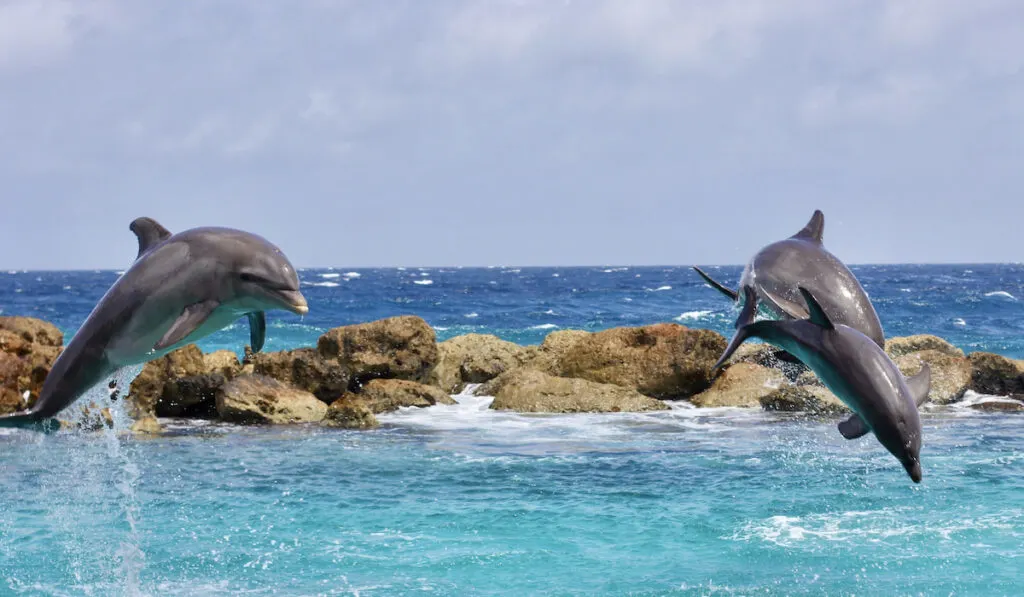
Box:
[713,285,930,483]
[0,217,309,428]
[693,210,885,349]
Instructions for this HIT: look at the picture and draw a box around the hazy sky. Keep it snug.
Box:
[1,1,1022,269]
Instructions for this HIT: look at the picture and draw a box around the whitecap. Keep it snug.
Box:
[646,286,672,292]
[434,326,449,331]
[309,281,339,287]
[414,280,433,285]
[420,272,429,276]
[320,273,341,279]
[953,318,967,327]
[464,312,479,318]
[343,272,361,278]
[675,310,712,322]
[552,273,560,277]
[544,309,556,315]
[530,324,558,330]
[984,291,1016,300]
[62,285,72,290]
[397,267,406,271]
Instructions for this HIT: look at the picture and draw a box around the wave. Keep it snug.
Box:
[342,272,361,278]
[464,313,479,318]
[984,291,1016,300]
[320,273,341,279]
[414,280,433,286]
[529,324,558,330]
[675,310,712,322]
[646,286,672,292]
[307,281,339,288]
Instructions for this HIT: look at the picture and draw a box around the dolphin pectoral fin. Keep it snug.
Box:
[129,217,173,259]
[907,363,932,407]
[692,267,739,302]
[791,210,824,244]
[797,287,835,330]
[154,300,219,351]
[248,311,267,353]
[837,413,870,440]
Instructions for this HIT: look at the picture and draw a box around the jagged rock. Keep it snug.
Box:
[204,350,241,379]
[894,350,971,404]
[760,385,849,415]
[317,316,439,386]
[690,364,787,408]
[429,334,529,393]
[481,368,669,413]
[526,330,592,373]
[0,316,63,347]
[126,345,206,418]
[553,324,726,399]
[886,335,964,359]
[253,348,349,402]
[969,399,1024,412]
[967,352,1024,398]
[215,375,327,424]
[130,416,164,434]
[0,316,64,413]
[354,378,455,414]
[322,398,379,429]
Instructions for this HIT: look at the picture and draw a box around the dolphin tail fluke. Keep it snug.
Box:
[711,286,764,374]
[0,410,60,432]
[906,363,932,407]
[692,267,739,302]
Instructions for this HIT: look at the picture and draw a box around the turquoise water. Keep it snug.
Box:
[1,266,1023,595]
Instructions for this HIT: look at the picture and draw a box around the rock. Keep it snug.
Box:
[156,373,226,418]
[354,378,456,414]
[130,416,164,434]
[0,316,63,347]
[690,364,787,408]
[322,398,380,429]
[0,386,25,415]
[481,368,669,413]
[253,348,349,402]
[967,352,1024,398]
[885,335,964,359]
[126,345,207,418]
[215,375,327,424]
[317,316,439,386]
[204,350,241,379]
[968,399,1024,412]
[894,350,971,405]
[429,334,529,393]
[0,316,64,413]
[526,330,592,373]
[553,324,726,399]
[760,385,849,415]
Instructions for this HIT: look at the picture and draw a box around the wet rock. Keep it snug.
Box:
[354,378,456,414]
[253,348,349,402]
[130,416,164,435]
[204,350,241,379]
[317,316,439,386]
[760,385,849,415]
[157,373,226,418]
[322,398,380,429]
[690,364,787,408]
[215,375,327,424]
[0,386,25,415]
[968,399,1024,412]
[885,335,964,359]
[553,324,726,399]
[430,334,530,393]
[126,345,206,418]
[894,350,971,405]
[481,368,669,413]
[967,352,1024,398]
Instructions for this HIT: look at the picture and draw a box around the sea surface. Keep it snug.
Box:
[0,265,1023,595]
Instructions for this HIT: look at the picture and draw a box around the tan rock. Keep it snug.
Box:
[317,315,439,385]
[894,350,971,405]
[429,334,529,393]
[526,330,591,373]
[130,416,164,435]
[969,399,1024,412]
[760,385,849,415]
[204,350,241,379]
[354,378,456,414]
[0,317,64,413]
[322,398,380,429]
[481,368,669,413]
[553,324,726,399]
[690,364,787,408]
[967,352,1024,398]
[216,375,327,424]
[126,345,206,418]
[0,316,63,347]
[253,347,349,401]
[885,335,964,359]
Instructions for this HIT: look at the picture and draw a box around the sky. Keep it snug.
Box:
[1,0,1022,269]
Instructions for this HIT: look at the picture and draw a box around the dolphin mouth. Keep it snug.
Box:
[270,289,309,315]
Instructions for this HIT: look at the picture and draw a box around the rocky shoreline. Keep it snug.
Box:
[1,314,1022,434]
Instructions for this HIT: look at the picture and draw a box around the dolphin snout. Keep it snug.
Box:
[270,289,309,315]
[905,460,922,483]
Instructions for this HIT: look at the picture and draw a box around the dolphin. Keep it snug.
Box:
[0,217,308,429]
[712,285,930,483]
[693,210,886,349]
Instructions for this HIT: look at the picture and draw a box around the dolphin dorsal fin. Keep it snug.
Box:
[791,210,824,244]
[797,287,834,330]
[130,217,172,259]
[906,363,932,407]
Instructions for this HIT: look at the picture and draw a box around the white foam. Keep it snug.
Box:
[544,309,556,315]
[320,273,341,279]
[464,312,479,318]
[530,324,558,330]
[985,291,1016,300]
[343,272,361,278]
[953,318,967,327]
[647,286,672,292]
[675,310,712,322]
[309,281,339,287]
[414,280,433,285]
[552,273,560,277]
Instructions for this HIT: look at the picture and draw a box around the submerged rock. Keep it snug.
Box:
[894,350,971,405]
[481,368,669,413]
[353,378,455,414]
[690,364,786,408]
[967,352,1024,398]
[317,315,439,386]
[760,385,848,415]
[430,334,529,393]
[885,335,965,359]
[216,375,327,424]
[553,324,726,399]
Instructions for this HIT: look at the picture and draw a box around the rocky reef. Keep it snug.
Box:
[1,314,1021,433]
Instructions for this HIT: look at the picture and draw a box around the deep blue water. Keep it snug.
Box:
[0,266,1023,596]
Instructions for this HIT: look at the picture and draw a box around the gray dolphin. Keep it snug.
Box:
[693,210,885,349]
[713,285,930,483]
[0,217,308,428]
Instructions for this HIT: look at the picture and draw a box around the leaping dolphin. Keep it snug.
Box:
[712,285,930,483]
[693,210,886,348]
[0,217,309,428]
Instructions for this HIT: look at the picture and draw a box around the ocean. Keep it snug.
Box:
[0,265,1022,595]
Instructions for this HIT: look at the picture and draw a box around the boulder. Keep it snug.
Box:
[690,364,787,408]
[894,350,971,405]
[317,316,439,386]
[526,330,592,373]
[215,375,327,424]
[322,398,380,429]
[130,416,164,435]
[481,368,669,413]
[126,345,207,418]
[204,350,241,379]
[253,348,349,402]
[967,352,1024,398]
[354,378,456,414]
[0,316,63,347]
[969,399,1024,412]
[885,335,964,359]
[552,324,726,399]
[429,333,529,393]
[760,385,849,415]
[0,316,64,413]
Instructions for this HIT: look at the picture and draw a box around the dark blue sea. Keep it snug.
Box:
[1,265,1023,595]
